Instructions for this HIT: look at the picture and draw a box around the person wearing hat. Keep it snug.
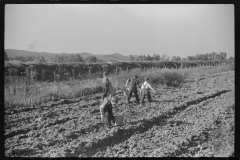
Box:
[102,72,116,99]
[100,95,118,129]
[140,77,156,106]
[126,75,141,104]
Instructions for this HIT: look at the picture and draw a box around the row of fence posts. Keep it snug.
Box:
[47,68,90,81]
[40,61,231,81]
[180,62,227,69]
[6,61,231,82]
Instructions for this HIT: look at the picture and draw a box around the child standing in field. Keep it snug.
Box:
[102,72,116,99]
[140,77,156,106]
[100,96,118,129]
[122,79,131,97]
[126,75,141,104]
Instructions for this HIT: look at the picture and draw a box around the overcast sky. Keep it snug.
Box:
[5,4,234,58]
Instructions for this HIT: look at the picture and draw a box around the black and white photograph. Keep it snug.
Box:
[4,4,234,157]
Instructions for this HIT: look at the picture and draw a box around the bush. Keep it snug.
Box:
[144,70,186,87]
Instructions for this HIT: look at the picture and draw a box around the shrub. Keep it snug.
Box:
[144,69,186,87]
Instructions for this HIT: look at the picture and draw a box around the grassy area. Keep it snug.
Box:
[4,64,234,109]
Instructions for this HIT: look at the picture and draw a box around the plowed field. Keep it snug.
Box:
[5,70,235,157]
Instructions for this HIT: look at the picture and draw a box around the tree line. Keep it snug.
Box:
[130,52,234,62]
[4,52,106,63]
[5,51,234,63]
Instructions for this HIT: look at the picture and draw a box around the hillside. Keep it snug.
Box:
[78,52,95,59]
[5,49,130,62]
[4,49,57,57]
[96,53,130,62]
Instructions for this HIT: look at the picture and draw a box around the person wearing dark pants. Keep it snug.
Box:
[141,89,152,103]
[128,90,139,104]
[100,97,117,129]
[126,75,140,104]
[140,77,156,106]
[103,103,115,129]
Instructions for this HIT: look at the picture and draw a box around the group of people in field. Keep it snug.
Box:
[99,72,156,130]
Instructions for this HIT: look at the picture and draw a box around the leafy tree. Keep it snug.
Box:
[97,58,106,63]
[171,56,177,61]
[220,52,227,60]
[85,56,98,63]
[146,54,153,61]
[204,53,209,60]
[181,58,187,62]
[212,52,218,60]
[166,56,170,61]
[194,54,200,60]
[35,56,46,63]
[207,53,213,60]
[130,55,135,61]
[228,56,234,60]
[176,56,181,61]
[50,53,84,63]
[143,55,146,61]
[152,54,160,61]
[187,56,195,61]
[216,54,221,60]
[74,54,84,62]
[161,54,168,61]
[136,55,146,61]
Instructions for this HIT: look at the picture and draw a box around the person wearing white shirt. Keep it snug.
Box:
[140,77,156,106]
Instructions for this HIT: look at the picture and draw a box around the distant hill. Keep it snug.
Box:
[79,52,95,59]
[96,53,130,62]
[5,49,57,57]
[5,49,131,62]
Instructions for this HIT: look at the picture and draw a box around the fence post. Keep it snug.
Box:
[42,70,44,81]
[72,69,75,80]
[30,70,33,82]
[54,70,55,81]
[89,69,91,82]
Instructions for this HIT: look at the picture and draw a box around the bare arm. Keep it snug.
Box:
[100,105,104,121]
[125,79,130,87]
[148,84,156,93]
[125,81,128,87]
